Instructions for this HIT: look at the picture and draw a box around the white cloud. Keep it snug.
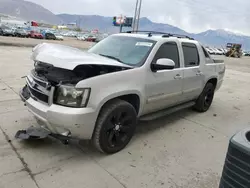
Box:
[27,0,250,35]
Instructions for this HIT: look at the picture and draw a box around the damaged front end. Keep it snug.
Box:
[18,43,133,142]
[18,61,131,142]
[20,61,130,106]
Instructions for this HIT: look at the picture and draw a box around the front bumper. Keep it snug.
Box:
[20,87,98,140]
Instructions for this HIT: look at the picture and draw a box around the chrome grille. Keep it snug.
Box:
[27,85,49,103]
[26,72,54,105]
[31,69,48,88]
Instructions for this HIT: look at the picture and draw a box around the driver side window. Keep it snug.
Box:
[152,42,180,68]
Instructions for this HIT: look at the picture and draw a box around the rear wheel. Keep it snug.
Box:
[193,83,215,112]
[92,99,137,154]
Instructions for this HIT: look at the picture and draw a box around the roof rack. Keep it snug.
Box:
[162,33,194,40]
[126,30,168,37]
[125,30,194,40]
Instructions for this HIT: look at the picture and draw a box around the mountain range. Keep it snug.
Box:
[1,0,250,50]
[0,0,61,23]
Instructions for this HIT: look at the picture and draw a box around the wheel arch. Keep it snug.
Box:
[91,92,142,143]
[97,91,143,116]
[206,77,218,88]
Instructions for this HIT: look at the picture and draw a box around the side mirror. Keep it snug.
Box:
[151,58,175,72]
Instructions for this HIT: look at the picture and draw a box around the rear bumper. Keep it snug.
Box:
[20,88,98,140]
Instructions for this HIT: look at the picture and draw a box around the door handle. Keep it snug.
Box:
[196,71,203,76]
[174,74,182,79]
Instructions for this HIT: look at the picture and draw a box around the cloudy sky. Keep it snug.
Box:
[28,0,250,35]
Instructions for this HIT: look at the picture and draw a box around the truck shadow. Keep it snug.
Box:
[136,109,190,135]
[78,108,196,156]
[18,108,196,157]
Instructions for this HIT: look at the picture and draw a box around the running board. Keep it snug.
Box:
[139,101,195,121]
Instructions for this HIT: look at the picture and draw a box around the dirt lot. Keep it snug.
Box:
[0,36,94,49]
[0,46,250,188]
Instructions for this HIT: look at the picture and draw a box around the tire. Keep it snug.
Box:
[193,83,215,112]
[92,99,137,154]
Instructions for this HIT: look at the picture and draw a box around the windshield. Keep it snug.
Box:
[88,35,156,66]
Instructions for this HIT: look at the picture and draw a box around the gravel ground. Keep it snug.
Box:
[0,36,94,49]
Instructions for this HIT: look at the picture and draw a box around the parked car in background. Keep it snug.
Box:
[212,48,223,55]
[45,32,56,40]
[243,51,250,56]
[62,31,77,37]
[54,33,64,40]
[211,48,217,54]
[85,35,97,42]
[77,35,87,41]
[217,48,225,55]
[28,31,43,39]
[0,28,3,35]
[205,47,215,55]
[14,29,29,38]
[1,27,15,36]
[221,48,228,55]
[95,34,109,43]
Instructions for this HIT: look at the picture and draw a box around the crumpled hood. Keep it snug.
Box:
[31,43,132,70]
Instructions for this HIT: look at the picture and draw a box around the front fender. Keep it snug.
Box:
[97,90,145,116]
[76,67,146,116]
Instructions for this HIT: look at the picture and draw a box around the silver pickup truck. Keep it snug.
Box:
[19,32,225,153]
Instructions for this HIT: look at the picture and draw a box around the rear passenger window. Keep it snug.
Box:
[153,42,180,68]
[182,43,200,67]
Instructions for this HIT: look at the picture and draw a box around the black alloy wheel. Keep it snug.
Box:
[105,110,134,148]
[93,99,137,154]
[194,83,215,112]
[204,88,214,108]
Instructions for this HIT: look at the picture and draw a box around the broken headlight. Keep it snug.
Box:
[55,86,91,108]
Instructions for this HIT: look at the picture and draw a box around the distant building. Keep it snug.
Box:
[91,29,99,34]
[67,22,77,29]
[57,25,68,29]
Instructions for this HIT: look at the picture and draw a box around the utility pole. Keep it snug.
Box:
[119,15,124,33]
[132,0,138,32]
[132,0,142,32]
[119,23,123,33]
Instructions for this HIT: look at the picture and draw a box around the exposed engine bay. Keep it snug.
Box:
[33,61,131,85]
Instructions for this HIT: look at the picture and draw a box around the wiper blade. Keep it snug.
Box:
[99,54,124,63]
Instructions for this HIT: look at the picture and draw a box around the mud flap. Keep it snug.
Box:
[15,126,51,140]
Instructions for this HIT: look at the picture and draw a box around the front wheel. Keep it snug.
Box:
[193,83,215,112]
[92,99,137,154]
